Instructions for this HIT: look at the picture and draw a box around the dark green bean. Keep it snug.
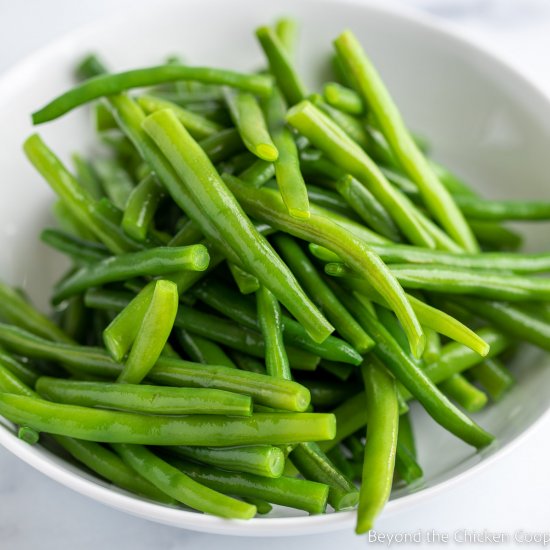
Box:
[176,330,236,369]
[454,195,550,221]
[291,442,359,511]
[121,174,165,242]
[439,374,488,413]
[113,443,256,518]
[170,458,329,514]
[193,278,363,365]
[41,229,110,264]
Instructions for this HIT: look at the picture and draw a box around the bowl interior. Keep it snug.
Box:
[0,0,549,536]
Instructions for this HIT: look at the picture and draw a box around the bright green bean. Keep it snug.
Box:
[469,358,515,401]
[36,377,252,416]
[167,444,284,478]
[228,262,260,294]
[176,330,237,369]
[334,31,478,253]
[256,286,291,380]
[0,394,335,445]
[113,443,256,518]
[323,82,365,115]
[224,89,278,161]
[356,359,398,534]
[117,280,178,384]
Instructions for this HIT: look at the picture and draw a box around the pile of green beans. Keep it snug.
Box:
[0,16,547,535]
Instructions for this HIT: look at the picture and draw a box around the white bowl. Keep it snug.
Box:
[1,0,549,537]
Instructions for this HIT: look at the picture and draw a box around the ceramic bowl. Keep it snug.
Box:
[0,0,549,536]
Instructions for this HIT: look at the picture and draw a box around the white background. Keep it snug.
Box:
[0,1,549,548]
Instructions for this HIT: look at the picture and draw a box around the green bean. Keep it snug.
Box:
[176,330,236,369]
[300,378,356,408]
[243,497,272,515]
[468,358,515,401]
[301,183,353,216]
[330,285,494,448]
[24,135,139,254]
[356,359,398,534]
[167,444,284,478]
[199,128,245,163]
[231,351,266,375]
[0,322,311,410]
[310,93,370,150]
[439,374,488,413]
[37,376,252,415]
[291,442,359,511]
[238,158,275,187]
[93,102,119,131]
[103,281,155,361]
[0,393,335,445]
[117,280,178,384]
[319,360,354,381]
[318,392,367,453]
[273,234,374,353]
[113,443,256,518]
[0,280,73,344]
[86,288,320,370]
[52,200,98,242]
[398,412,417,459]
[395,440,422,485]
[326,272,494,356]
[192,279,362,365]
[458,298,550,351]
[53,245,208,303]
[121,174,165,241]
[335,175,400,241]
[350,243,550,275]
[72,153,103,199]
[170,458,329,514]
[223,175,425,358]
[41,229,110,264]
[228,262,260,294]
[224,89,278,161]
[384,264,550,302]
[334,31,478,253]
[56,436,174,503]
[274,17,299,58]
[93,158,135,210]
[454,195,550,221]
[33,66,273,124]
[323,82,365,115]
[256,286,290,380]
[256,26,307,106]
[18,426,40,445]
[286,101,433,248]
[469,221,522,251]
[264,87,310,218]
[423,328,441,364]
[326,445,355,481]
[142,109,333,344]
[137,94,223,139]
[167,219,203,247]
[0,363,37,397]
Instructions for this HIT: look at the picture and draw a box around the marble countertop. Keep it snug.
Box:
[1,1,549,548]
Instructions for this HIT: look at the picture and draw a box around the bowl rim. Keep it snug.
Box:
[0,0,549,536]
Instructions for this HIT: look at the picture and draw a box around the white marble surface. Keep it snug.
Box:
[0,1,549,548]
